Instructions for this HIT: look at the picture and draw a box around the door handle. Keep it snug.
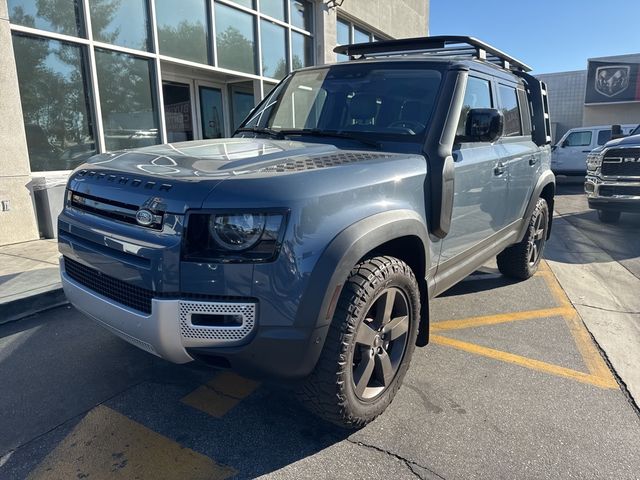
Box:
[529,156,538,166]
[494,162,506,175]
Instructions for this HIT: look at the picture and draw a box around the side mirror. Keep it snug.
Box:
[464,108,504,143]
[611,124,625,140]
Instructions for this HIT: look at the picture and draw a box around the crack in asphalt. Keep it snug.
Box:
[347,438,445,480]
[574,303,640,316]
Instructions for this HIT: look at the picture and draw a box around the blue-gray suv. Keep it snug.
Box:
[58,37,555,428]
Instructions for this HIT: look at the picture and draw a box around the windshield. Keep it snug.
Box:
[240,63,443,141]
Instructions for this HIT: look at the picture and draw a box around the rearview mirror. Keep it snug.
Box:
[464,109,504,143]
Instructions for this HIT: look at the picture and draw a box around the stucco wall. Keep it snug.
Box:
[0,0,39,245]
[316,0,429,64]
[583,103,640,128]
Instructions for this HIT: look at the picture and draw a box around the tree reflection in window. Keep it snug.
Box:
[12,34,96,171]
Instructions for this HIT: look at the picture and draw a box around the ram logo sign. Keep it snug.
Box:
[585,60,640,104]
[595,65,630,97]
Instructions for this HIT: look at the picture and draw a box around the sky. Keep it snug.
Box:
[429,0,640,74]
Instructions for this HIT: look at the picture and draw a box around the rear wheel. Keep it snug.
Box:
[297,256,420,428]
[497,198,549,280]
[597,210,621,223]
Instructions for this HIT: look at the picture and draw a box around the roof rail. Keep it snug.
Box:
[333,35,532,73]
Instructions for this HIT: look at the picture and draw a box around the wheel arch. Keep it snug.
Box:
[296,210,431,349]
[517,170,556,242]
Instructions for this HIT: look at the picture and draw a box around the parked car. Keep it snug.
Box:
[58,36,554,428]
[551,124,637,176]
[585,123,640,222]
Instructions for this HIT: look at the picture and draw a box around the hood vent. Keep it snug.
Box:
[259,152,395,173]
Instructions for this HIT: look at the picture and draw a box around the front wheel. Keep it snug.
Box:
[297,256,420,428]
[597,210,621,223]
[497,197,549,280]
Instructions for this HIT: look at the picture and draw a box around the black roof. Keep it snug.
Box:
[334,36,532,73]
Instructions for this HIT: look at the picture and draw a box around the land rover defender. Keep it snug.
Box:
[58,36,555,428]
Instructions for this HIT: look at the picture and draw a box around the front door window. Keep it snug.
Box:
[199,86,225,139]
[163,81,194,142]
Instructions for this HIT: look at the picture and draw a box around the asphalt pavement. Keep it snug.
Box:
[1,185,639,479]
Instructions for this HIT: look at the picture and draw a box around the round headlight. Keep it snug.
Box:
[209,214,266,251]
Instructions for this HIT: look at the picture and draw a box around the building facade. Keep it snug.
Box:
[537,53,640,142]
[0,0,429,246]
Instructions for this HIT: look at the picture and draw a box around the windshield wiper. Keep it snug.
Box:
[279,129,382,150]
[235,127,288,140]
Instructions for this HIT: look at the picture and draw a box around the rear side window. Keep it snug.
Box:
[457,77,492,136]
[565,131,592,147]
[498,85,522,137]
[597,129,611,145]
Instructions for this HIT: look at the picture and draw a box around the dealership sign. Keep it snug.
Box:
[585,60,640,104]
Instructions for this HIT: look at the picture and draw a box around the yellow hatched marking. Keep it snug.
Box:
[431,307,574,332]
[432,261,617,389]
[181,372,260,418]
[431,335,617,389]
[27,405,236,480]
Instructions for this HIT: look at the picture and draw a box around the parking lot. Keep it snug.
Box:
[1,185,640,480]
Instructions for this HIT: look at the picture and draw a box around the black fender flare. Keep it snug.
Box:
[294,210,431,363]
[517,170,556,242]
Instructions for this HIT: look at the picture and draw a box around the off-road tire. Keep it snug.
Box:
[497,198,549,280]
[597,210,621,223]
[297,256,420,429]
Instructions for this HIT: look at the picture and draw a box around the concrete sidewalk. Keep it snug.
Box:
[0,239,66,324]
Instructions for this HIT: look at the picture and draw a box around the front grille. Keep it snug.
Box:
[64,257,154,314]
[599,185,640,197]
[70,191,164,229]
[602,148,640,177]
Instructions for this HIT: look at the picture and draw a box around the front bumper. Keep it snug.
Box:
[61,257,329,379]
[585,176,640,212]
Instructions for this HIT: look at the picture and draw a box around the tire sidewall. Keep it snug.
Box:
[339,263,420,421]
[526,198,549,274]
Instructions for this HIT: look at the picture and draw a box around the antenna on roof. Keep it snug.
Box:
[333,35,532,73]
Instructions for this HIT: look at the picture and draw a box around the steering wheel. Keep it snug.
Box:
[387,120,426,135]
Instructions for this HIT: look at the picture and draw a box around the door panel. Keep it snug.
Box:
[439,144,509,262]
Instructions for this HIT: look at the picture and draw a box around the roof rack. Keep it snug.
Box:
[333,35,532,73]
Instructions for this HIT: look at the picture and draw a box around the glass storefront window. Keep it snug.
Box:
[12,34,96,171]
[231,86,255,130]
[290,0,311,31]
[354,26,370,43]
[155,0,209,64]
[89,0,150,51]
[8,0,84,37]
[260,20,286,79]
[227,0,253,8]
[94,49,159,151]
[260,0,285,21]
[199,87,225,139]
[291,31,311,69]
[163,82,193,142]
[215,3,256,75]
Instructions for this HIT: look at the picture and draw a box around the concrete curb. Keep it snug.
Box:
[0,287,68,325]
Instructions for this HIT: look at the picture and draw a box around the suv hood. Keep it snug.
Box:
[68,138,394,213]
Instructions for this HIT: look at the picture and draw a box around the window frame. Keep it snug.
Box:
[496,82,524,139]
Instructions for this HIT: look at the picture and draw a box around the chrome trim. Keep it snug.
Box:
[585,177,640,200]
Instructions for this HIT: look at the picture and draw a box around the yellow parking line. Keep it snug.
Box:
[431,335,617,389]
[429,261,617,390]
[431,307,574,332]
[27,405,236,480]
[181,372,260,418]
